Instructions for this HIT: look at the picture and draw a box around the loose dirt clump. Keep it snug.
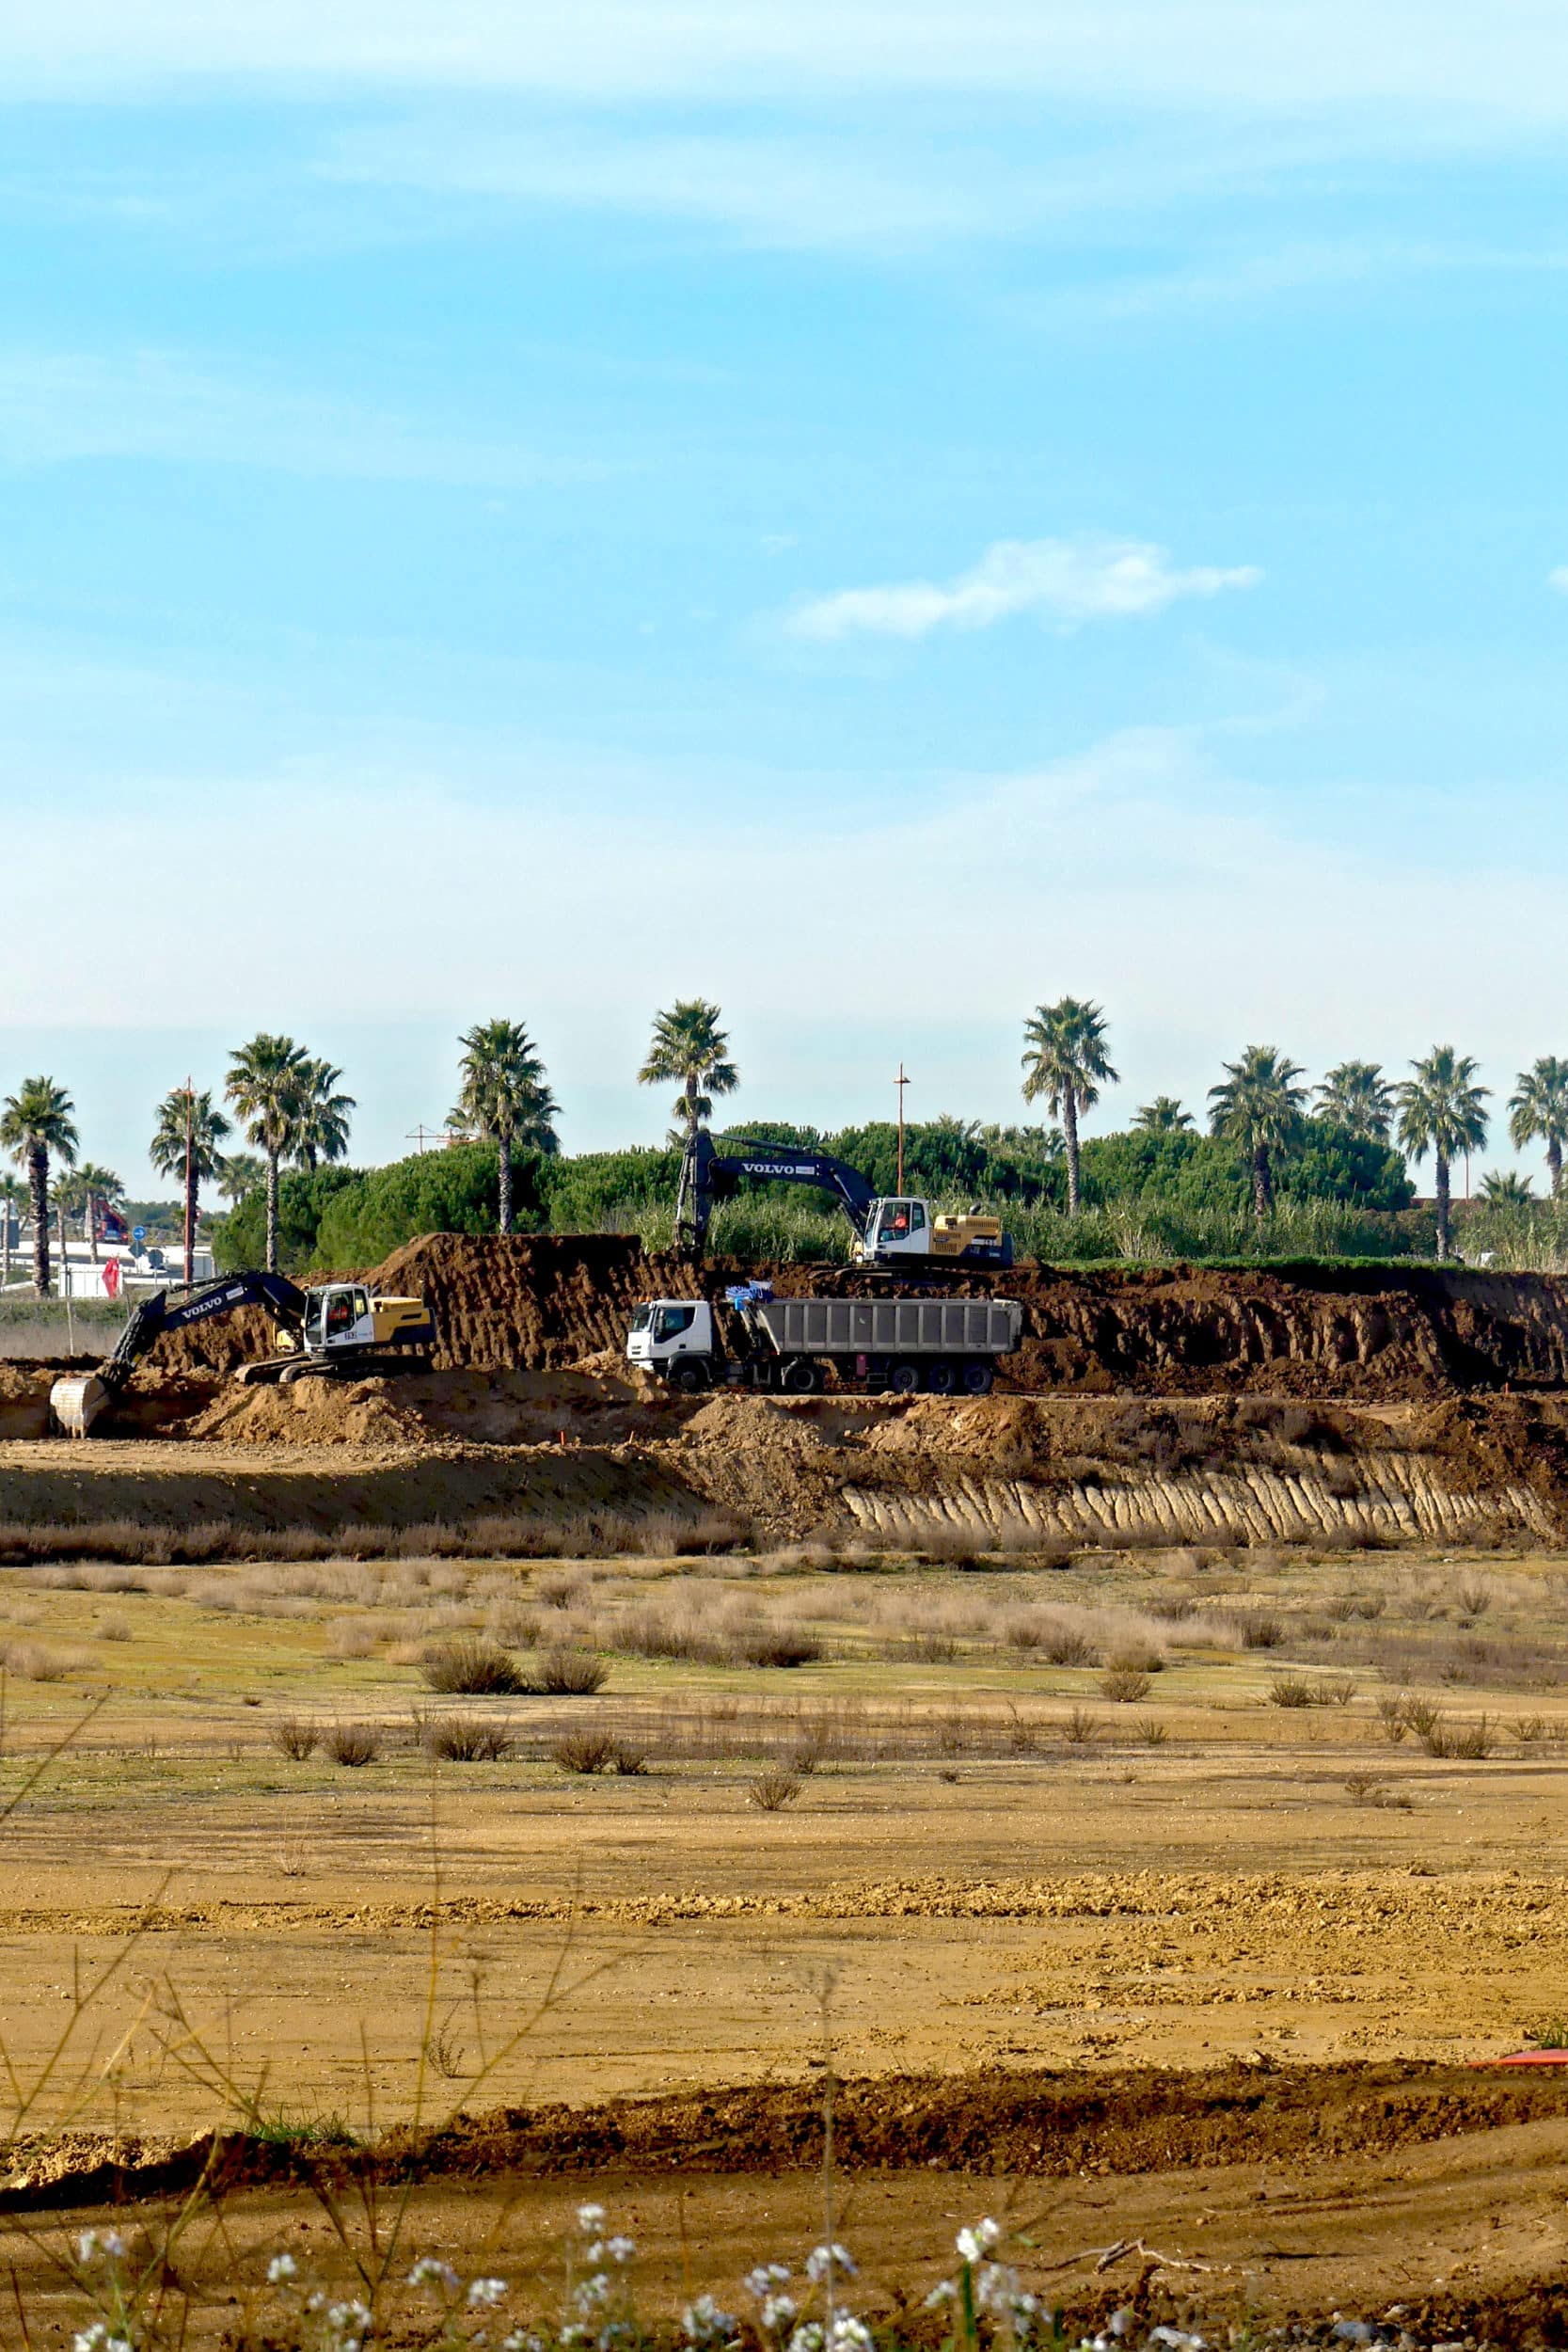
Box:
[176,1377,430,1448]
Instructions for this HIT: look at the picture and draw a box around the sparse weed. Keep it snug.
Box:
[552,1729,618,1774]
[324,1721,382,1767]
[748,1768,802,1810]
[1099,1666,1152,1704]
[270,1714,320,1761]
[1061,1706,1100,1746]
[423,1713,515,1762]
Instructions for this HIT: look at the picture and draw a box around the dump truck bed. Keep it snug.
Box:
[750,1296,1022,1358]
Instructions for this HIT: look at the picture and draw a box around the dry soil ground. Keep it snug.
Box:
[4,1533,1568,2341]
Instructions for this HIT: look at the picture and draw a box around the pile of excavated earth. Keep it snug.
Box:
[8,1234,1568,1547]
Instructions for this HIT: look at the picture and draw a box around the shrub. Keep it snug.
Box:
[1133,1714,1168,1746]
[553,1729,618,1775]
[271,1714,319,1761]
[749,1769,802,1811]
[418,1636,528,1696]
[611,1740,650,1775]
[539,1646,610,1695]
[1040,1624,1099,1667]
[733,1627,823,1668]
[1238,1612,1287,1650]
[423,1714,515,1762]
[1422,1713,1496,1760]
[1512,1714,1551,1743]
[324,1723,381,1767]
[1268,1676,1317,1708]
[1100,1666,1152,1704]
[1062,1706,1100,1746]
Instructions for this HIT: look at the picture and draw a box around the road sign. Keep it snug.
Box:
[132,1225,146,1245]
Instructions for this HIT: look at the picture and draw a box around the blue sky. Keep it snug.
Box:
[4,2,1568,1188]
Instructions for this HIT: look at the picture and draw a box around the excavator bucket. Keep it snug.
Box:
[49,1375,111,1438]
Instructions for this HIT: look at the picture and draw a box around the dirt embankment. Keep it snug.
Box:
[137,1239,1568,1399]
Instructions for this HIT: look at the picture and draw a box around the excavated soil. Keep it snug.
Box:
[119,1235,1568,1398]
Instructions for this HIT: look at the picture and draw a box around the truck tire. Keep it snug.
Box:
[890,1362,922,1395]
[672,1359,707,1392]
[925,1360,957,1396]
[960,1361,994,1396]
[783,1358,822,1394]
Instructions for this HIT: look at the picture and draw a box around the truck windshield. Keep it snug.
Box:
[629,1306,652,1332]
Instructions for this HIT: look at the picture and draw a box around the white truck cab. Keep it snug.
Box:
[627,1297,716,1375]
[861,1199,929,1259]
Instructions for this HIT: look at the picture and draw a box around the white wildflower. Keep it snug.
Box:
[605,2235,637,2265]
[683,2291,738,2344]
[956,2218,1001,2265]
[502,2335,545,2352]
[924,2282,958,2311]
[468,2276,509,2307]
[574,2271,612,2312]
[408,2257,460,2294]
[826,2318,872,2352]
[762,2294,799,2330]
[76,2229,127,2266]
[746,2265,792,2299]
[805,2244,857,2284]
[786,2326,824,2352]
[577,2203,607,2233]
[267,2251,300,2285]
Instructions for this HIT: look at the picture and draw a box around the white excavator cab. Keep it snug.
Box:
[858,1199,930,1260]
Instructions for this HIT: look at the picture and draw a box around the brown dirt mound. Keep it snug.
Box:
[7,2062,1567,2215]
[98,1237,1568,1402]
[176,1376,431,1447]
[0,1363,54,1438]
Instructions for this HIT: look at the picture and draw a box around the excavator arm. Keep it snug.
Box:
[674,1132,877,1257]
[51,1270,309,1436]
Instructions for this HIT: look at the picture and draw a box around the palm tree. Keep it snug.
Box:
[1508,1056,1568,1198]
[1021,997,1117,1215]
[1316,1060,1396,1144]
[0,1077,79,1297]
[0,1172,18,1288]
[1396,1046,1490,1263]
[150,1089,232,1284]
[1132,1096,1193,1135]
[216,1152,264,1208]
[292,1058,356,1172]
[225,1035,309,1272]
[72,1162,124,1264]
[1208,1046,1308,1221]
[450,1020,559,1236]
[1480,1168,1533,1208]
[639,1000,738,1146]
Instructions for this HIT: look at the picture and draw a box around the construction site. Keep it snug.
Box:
[4,1235,1568,2342]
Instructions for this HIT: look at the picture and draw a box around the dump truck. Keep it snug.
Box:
[626,1283,1022,1395]
[50,1270,436,1437]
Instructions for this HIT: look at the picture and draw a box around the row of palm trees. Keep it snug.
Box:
[1020,1000,1568,1260]
[6,994,1563,1290]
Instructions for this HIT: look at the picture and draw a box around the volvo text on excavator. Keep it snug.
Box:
[673,1131,1012,1267]
[49,1272,436,1437]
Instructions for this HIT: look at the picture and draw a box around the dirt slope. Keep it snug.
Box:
[137,1237,1568,1397]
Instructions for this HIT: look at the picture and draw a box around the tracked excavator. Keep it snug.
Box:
[49,1272,436,1437]
[673,1131,1012,1268]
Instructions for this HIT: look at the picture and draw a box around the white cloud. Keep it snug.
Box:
[8,0,1568,124]
[0,345,578,485]
[785,535,1261,641]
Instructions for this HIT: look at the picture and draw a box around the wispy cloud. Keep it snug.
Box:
[0,345,578,485]
[15,1,1568,126]
[785,535,1261,642]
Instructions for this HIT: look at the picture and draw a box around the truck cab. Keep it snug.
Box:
[627,1298,718,1387]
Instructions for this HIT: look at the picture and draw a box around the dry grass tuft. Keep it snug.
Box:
[748,1768,802,1810]
[538,1645,610,1696]
[324,1722,382,1767]
[270,1714,320,1762]
[552,1728,619,1775]
[1099,1666,1152,1704]
[422,1713,515,1762]
[418,1636,528,1696]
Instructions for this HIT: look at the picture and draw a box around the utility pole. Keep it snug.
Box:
[183,1075,195,1289]
[895,1063,911,1195]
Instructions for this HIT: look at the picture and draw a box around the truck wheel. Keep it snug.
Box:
[960,1361,994,1396]
[784,1359,822,1394]
[890,1362,921,1395]
[926,1360,957,1396]
[672,1360,707,1392]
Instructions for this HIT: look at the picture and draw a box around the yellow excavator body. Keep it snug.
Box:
[929,1211,1008,1259]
